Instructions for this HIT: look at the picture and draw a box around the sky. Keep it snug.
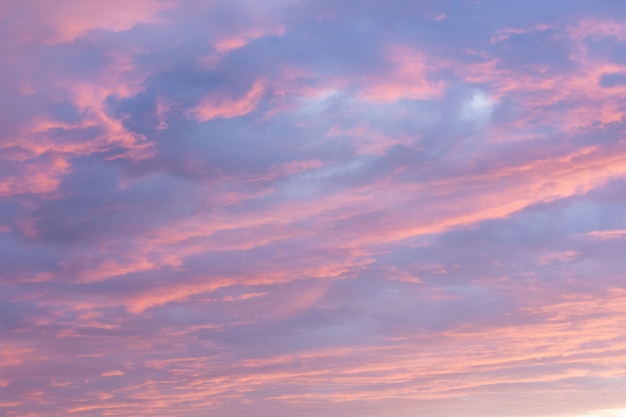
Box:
[1,1,626,416]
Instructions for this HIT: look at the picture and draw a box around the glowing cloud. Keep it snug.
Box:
[2,1,626,417]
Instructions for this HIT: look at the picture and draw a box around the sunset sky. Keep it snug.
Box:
[2,1,626,416]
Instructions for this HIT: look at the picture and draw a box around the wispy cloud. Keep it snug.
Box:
[2,1,626,416]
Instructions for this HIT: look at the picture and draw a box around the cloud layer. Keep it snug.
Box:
[2,1,626,416]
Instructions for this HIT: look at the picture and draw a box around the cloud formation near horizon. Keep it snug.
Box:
[2,1,626,416]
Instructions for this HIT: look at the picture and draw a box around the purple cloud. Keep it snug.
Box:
[2,1,626,416]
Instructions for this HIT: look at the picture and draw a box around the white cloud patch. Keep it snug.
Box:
[460,91,496,122]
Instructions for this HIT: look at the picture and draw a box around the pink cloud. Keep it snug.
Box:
[3,2,626,417]
[359,45,446,102]
[5,0,173,44]
[192,79,267,121]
